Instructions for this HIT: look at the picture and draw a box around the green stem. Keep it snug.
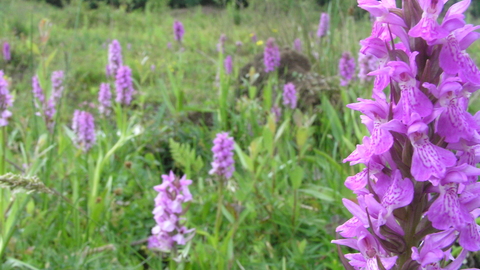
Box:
[0,127,5,175]
[214,178,224,238]
[88,136,125,213]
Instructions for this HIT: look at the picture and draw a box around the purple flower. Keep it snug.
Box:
[408,0,449,44]
[282,82,297,109]
[357,52,378,83]
[32,74,58,131]
[150,64,155,72]
[115,65,134,106]
[106,40,123,78]
[44,98,56,128]
[209,132,235,179]
[333,0,480,269]
[338,51,356,86]
[51,70,64,102]
[263,38,281,73]
[317,12,329,38]
[293,38,302,52]
[98,83,111,115]
[32,75,45,105]
[148,171,195,252]
[217,34,227,54]
[3,42,10,62]
[0,71,13,126]
[235,41,243,47]
[173,20,185,43]
[72,110,96,152]
[224,55,232,75]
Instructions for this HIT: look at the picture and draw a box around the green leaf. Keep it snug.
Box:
[298,239,307,254]
[298,187,335,202]
[289,166,304,190]
[234,143,253,172]
[296,127,309,150]
[169,139,204,176]
[321,96,344,143]
[262,127,274,156]
[274,118,290,143]
[44,49,57,70]
[221,204,235,224]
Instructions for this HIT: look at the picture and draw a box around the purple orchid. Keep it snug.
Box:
[0,71,12,126]
[115,65,134,106]
[173,20,185,43]
[317,13,329,38]
[263,38,281,73]
[282,82,297,109]
[98,83,112,115]
[339,52,356,86]
[148,171,195,252]
[209,132,235,179]
[333,0,480,269]
[224,55,232,75]
[72,110,96,152]
[106,40,123,78]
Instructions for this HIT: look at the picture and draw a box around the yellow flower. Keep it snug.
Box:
[271,29,278,33]
[256,40,264,46]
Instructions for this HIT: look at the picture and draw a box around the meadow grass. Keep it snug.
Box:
[0,0,480,269]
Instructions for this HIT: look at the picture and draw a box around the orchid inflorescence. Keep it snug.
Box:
[148,171,195,253]
[32,71,64,132]
[317,12,329,38]
[209,132,235,180]
[264,37,281,73]
[339,51,356,87]
[332,0,480,269]
[72,110,96,152]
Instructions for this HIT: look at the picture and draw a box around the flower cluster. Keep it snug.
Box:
[32,76,44,105]
[98,83,111,115]
[293,38,302,52]
[224,55,232,75]
[333,0,480,269]
[3,42,10,62]
[282,82,297,109]
[51,70,64,102]
[72,110,96,152]
[263,37,281,73]
[0,71,13,126]
[173,20,185,43]
[115,65,134,106]
[357,52,378,83]
[148,171,195,252]
[338,51,356,86]
[106,40,123,78]
[317,12,329,38]
[209,132,235,179]
[32,71,64,132]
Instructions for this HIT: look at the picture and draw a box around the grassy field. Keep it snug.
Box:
[0,0,480,269]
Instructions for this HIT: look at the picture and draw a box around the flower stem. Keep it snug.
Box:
[214,177,224,238]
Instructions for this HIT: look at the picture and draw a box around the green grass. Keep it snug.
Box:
[0,0,480,269]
